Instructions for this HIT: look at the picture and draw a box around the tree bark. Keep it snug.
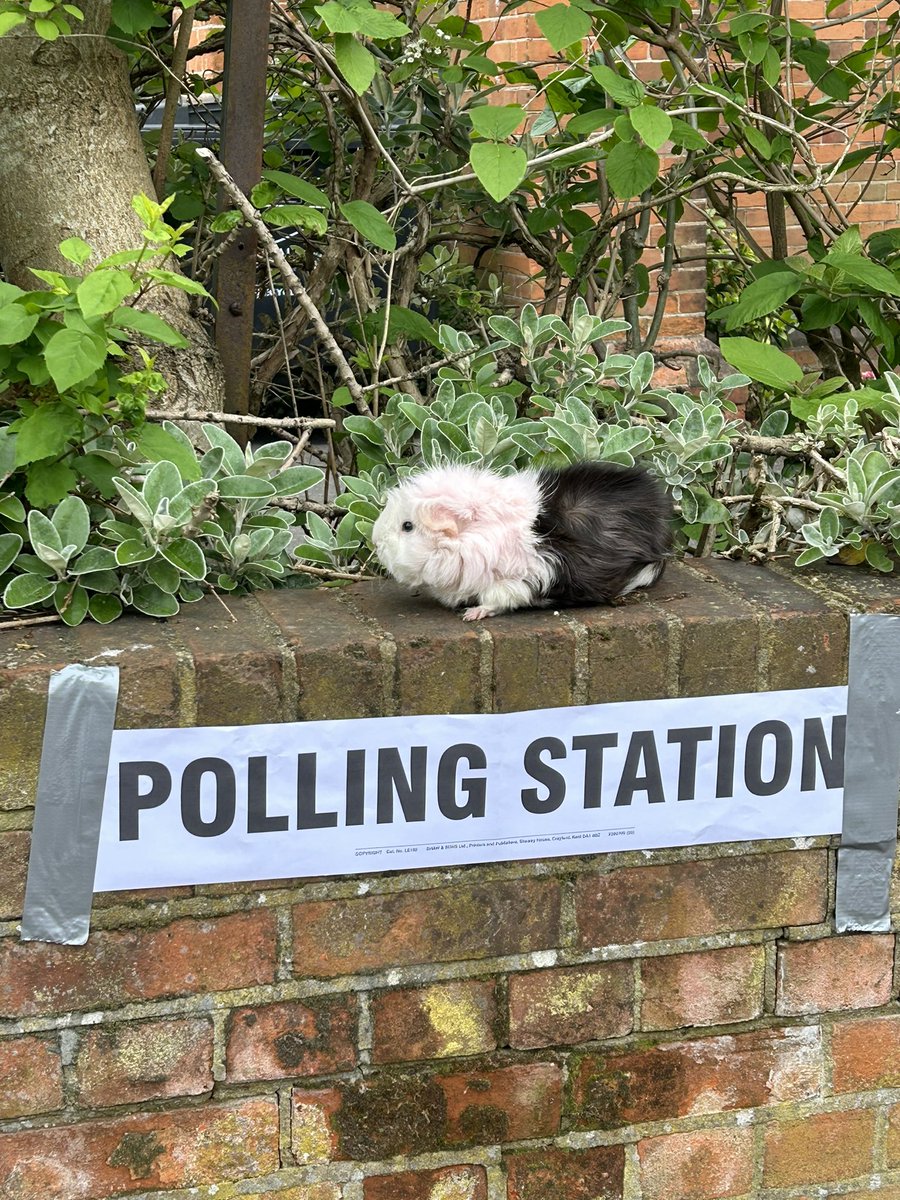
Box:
[0,1,225,412]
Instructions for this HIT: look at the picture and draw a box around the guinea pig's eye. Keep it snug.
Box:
[401,520,414,532]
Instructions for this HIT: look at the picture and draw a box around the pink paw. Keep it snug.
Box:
[462,605,494,621]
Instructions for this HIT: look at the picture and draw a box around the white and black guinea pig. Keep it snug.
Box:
[371,460,673,621]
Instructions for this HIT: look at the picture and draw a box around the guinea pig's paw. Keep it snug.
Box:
[462,605,495,621]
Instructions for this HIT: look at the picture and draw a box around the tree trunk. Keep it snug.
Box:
[0,1,225,412]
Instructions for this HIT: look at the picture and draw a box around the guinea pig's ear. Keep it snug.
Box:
[418,499,464,538]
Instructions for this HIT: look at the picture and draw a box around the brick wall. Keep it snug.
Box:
[1,558,900,1199]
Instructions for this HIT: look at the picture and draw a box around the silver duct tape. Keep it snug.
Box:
[21,664,120,945]
[836,613,900,932]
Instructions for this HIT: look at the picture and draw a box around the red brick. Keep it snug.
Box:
[226,995,357,1081]
[0,1098,279,1200]
[364,1165,488,1200]
[292,1062,562,1161]
[0,831,28,920]
[832,1013,900,1092]
[640,945,765,1030]
[575,851,827,948]
[570,1025,822,1129]
[0,1035,62,1118]
[505,1144,624,1200]
[370,979,498,1063]
[638,1126,754,1199]
[508,961,633,1049]
[439,1062,562,1144]
[168,596,286,725]
[885,1103,900,1167]
[72,1017,213,1105]
[0,909,276,1018]
[764,1108,875,1187]
[489,608,576,712]
[776,934,895,1016]
[256,588,387,721]
[292,878,561,977]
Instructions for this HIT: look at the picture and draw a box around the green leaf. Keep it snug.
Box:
[364,304,440,347]
[260,170,329,207]
[711,271,802,330]
[52,495,90,554]
[0,532,23,576]
[2,573,56,609]
[43,326,107,391]
[263,205,328,235]
[334,33,376,95]
[535,3,592,52]
[69,546,117,575]
[720,337,804,390]
[272,465,326,496]
[56,582,89,626]
[130,583,180,618]
[469,142,527,202]
[0,492,25,523]
[201,423,245,475]
[316,0,361,32]
[135,424,202,483]
[347,2,409,38]
[0,303,40,345]
[112,306,188,348]
[115,539,156,567]
[825,253,900,298]
[88,593,123,623]
[629,106,672,151]
[76,268,137,319]
[339,200,396,251]
[142,459,183,511]
[470,104,525,140]
[217,475,277,499]
[58,237,93,267]
[33,17,59,40]
[590,64,646,109]
[110,0,162,35]
[668,118,706,150]
[865,540,894,573]
[24,460,78,508]
[14,402,83,466]
[0,14,26,36]
[605,142,659,200]
[159,537,206,579]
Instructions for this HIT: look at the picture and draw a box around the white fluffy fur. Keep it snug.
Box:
[372,464,556,619]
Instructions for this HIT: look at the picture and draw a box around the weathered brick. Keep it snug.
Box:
[640,945,765,1030]
[832,1013,900,1092]
[347,582,482,715]
[226,995,357,1081]
[292,1062,562,1161]
[0,909,276,1018]
[256,587,387,721]
[652,563,761,696]
[242,1188,343,1200]
[580,601,670,704]
[885,1103,900,1167]
[0,1034,62,1118]
[488,608,576,712]
[0,830,28,920]
[638,1126,754,1199]
[508,961,633,1049]
[363,1165,487,1200]
[575,850,827,948]
[292,878,561,977]
[67,618,185,730]
[370,979,498,1063]
[72,1017,213,1105]
[0,1097,279,1199]
[168,594,285,725]
[764,1108,876,1187]
[439,1061,562,1145]
[505,1144,624,1200]
[776,933,895,1016]
[569,1025,822,1129]
[696,558,848,688]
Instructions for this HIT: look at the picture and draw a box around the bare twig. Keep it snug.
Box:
[291,562,381,582]
[195,147,370,414]
[0,614,63,631]
[144,408,335,430]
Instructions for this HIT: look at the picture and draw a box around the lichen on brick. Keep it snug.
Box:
[107,1131,165,1179]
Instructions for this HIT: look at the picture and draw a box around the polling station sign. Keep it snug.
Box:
[92,685,847,891]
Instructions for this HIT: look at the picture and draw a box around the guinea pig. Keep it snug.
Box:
[371,460,673,620]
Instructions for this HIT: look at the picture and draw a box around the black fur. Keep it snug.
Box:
[534,461,673,605]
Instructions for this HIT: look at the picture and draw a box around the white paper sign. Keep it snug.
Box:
[93,686,847,891]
